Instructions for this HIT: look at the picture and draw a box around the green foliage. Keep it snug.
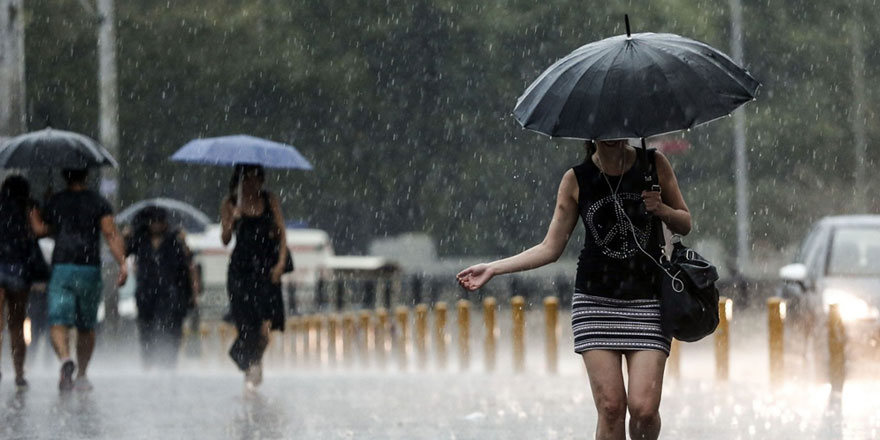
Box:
[23,0,880,261]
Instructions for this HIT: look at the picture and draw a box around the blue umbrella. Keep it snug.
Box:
[169,135,313,170]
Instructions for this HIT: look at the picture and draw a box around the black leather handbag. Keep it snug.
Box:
[641,148,720,342]
[657,240,720,341]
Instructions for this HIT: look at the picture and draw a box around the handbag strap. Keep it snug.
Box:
[639,143,666,251]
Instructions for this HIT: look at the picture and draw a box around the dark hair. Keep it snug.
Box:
[585,140,597,159]
[1,175,31,211]
[62,168,89,184]
[132,206,169,239]
[228,164,266,198]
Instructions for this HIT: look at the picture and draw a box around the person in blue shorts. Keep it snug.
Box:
[43,168,127,391]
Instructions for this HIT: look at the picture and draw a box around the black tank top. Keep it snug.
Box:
[572,152,662,300]
[229,191,278,277]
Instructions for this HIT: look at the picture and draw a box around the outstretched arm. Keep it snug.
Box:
[457,170,580,291]
[220,196,237,246]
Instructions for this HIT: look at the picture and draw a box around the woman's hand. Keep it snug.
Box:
[641,189,666,215]
[270,263,285,284]
[456,264,495,291]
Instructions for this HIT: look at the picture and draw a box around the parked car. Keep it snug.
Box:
[778,215,880,354]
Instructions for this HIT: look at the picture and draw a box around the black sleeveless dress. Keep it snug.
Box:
[569,153,671,355]
[227,191,285,332]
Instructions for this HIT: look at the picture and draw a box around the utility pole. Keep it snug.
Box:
[97,0,119,205]
[0,0,26,138]
[849,1,868,208]
[729,0,750,275]
[96,0,122,330]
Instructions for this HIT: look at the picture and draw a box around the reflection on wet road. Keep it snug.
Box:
[2,371,879,440]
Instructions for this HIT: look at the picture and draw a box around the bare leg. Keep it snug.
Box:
[75,330,96,378]
[6,289,29,379]
[50,325,71,360]
[624,350,667,440]
[582,350,627,440]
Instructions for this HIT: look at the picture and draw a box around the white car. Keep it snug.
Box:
[778,215,880,348]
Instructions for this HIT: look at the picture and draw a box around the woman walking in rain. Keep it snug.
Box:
[0,175,49,390]
[126,206,198,370]
[220,164,287,389]
[458,139,691,440]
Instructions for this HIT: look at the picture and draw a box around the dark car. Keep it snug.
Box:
[778,215,880,357]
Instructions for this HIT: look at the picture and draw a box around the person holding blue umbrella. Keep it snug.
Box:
[220,164,289,389]
[171,135,309,388]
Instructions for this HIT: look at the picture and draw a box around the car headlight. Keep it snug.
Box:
[822,288,880,321]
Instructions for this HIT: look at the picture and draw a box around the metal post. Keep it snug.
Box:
[376,308,389,370]
[483,297,497,372]
[767,297,785,387]
[358,311,372,368]
[415,304,429,370]
[434,302,448,370]
[456,299,470,371]
[715,297,732,382]
[512,296,526,373]
[394,306,409,371]
[828,304,846,391]
[729,0,751,273]
[544,296,559,375]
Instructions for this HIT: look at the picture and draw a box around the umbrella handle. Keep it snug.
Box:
[625,14,631,38]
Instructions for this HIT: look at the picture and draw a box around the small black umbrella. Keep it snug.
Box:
[513,15,760,141]
[116,198,212,233]
[0,127,118,169]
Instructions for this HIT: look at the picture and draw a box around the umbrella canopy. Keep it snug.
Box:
[513,25,760,140]
[116,198,212,233]
[0,128,118,169]
[170,135,313,170]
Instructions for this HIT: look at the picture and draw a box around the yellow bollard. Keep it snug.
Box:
[767,297,785,387]
[667,339,681,380]
[327,314,340,367]
[483,297,497,372]
[415,304,429,370]
[434,302,448,370]
[457,299,471,371]
[544,296,559,375]
[512,296,526,373]
[285,318,298,367]
[715,297,732,382]
[199,325,210,362]
[313,315,325,367]
[343,313,356,367]
[394,306,409,371]
[376,308,389,369]
[219,322,234,362]
[828,304,846,391]
[358,311,372,368]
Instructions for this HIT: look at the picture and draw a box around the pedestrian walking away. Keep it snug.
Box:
[125,206,199,370]
[0,175,51,391]
[457,139,692,440]
[42,168,128,392]
[220,164,288,389]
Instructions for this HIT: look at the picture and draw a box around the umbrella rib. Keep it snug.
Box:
[642,44,735,129]
[557,45,627,138]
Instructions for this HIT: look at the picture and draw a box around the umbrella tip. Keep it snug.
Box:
[624,14,631,38]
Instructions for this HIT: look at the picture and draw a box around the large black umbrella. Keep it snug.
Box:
[0,127,118,169]
[513,16,760,141]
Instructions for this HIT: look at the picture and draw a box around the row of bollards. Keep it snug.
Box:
[189,294,848,386]
[203,296,562,374]
[710,296,847,389]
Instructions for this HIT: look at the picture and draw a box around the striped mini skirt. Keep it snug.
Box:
[571,292,671,355]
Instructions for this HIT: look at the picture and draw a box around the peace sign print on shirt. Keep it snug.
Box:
[585,192,652,260]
